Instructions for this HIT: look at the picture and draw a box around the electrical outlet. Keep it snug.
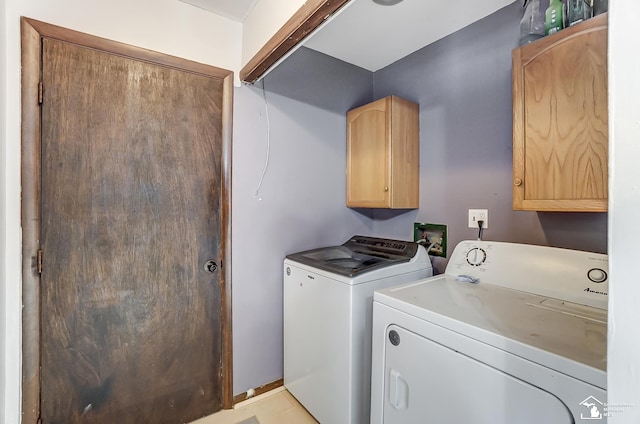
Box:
[468,209,488,228]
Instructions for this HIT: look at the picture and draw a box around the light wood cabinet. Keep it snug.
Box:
[346,96,419,209]
[512,13,608,212]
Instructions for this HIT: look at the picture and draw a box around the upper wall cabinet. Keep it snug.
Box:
[512,13,608,212]
[346,96,419,209]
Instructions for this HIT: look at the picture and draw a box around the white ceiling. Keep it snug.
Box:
[179,0,258,22]
[304,0,516,71]
[181,0,517,71]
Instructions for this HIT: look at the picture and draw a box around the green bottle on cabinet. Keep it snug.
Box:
[545,0,564,35]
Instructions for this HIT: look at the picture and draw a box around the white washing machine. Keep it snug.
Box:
[284,236,433,424]
[371,240,608,423]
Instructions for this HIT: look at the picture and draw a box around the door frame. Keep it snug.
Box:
[239,0,351,83]
[20,17,234,423]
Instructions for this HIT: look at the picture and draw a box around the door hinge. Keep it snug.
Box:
[38,81,43,104]
[37,249,43,275]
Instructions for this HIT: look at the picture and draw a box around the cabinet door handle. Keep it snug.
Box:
[384,186,389,192]
[513,178,523,187]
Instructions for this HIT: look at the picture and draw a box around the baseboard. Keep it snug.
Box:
[232,379,284,405]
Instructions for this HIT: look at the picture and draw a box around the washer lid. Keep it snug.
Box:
[286,235,419,278]
[374,275,607,389]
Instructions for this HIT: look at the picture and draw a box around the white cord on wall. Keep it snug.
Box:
[253,80,271,201]
[417,239,438,256]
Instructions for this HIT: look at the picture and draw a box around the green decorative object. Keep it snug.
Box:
[413,222,447,258]
[545,0,564,35]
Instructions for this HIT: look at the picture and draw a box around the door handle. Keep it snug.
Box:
[389,369,409,410]
[204,260,218,273]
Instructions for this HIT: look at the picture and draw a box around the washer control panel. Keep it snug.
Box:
[445,240,609,310]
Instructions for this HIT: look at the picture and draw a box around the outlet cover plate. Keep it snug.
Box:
[468,209,488,228]
[414,222,447,257]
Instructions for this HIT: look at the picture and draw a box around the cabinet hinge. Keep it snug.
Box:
[37,249,43,275]
[38,81,43,104]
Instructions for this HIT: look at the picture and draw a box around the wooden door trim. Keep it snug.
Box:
[23,18,232,79]
[239,0,351,84]
[20,17,235,423]
[20,18,42,424]
[220,61,234,412]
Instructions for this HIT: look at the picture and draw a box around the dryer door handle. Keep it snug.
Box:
[389,369,409,410]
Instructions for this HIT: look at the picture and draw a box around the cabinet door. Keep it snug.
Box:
[390,98,420,208]
[512,14,608,211]
[347,98,391,207]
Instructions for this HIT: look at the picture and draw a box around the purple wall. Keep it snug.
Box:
[232,48,374,395]
[231,0,607,395]
[370,1,607,272]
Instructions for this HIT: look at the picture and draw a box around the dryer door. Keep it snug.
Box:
[383,324,574,424]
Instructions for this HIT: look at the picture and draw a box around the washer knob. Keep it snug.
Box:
[466,248,487,267]
[588,268,607,283]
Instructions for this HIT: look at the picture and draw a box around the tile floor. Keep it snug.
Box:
[191,387,318,424]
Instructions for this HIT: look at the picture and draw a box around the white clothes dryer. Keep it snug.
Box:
[284,236,433,424]
[371,240,608,423]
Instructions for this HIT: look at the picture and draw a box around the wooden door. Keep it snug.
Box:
[21,18,233,424]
